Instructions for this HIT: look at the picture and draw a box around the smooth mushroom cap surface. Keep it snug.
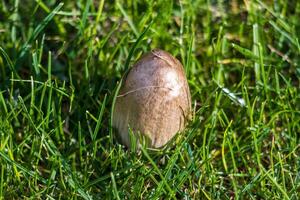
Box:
[113,49,191,148]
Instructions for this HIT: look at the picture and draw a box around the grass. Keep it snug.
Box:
[0,0,300,199]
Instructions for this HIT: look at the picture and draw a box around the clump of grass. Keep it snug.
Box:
[0,1,300,199]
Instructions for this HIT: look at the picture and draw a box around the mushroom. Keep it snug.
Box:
[113,49,191,148]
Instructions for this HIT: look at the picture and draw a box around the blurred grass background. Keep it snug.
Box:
[0,0,300,199]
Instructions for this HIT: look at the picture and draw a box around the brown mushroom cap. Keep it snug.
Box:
[113,49,191,148]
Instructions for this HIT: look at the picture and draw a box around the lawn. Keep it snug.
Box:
[0,0,300,199]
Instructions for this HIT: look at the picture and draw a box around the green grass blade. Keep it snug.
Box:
[16,3,64,67]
